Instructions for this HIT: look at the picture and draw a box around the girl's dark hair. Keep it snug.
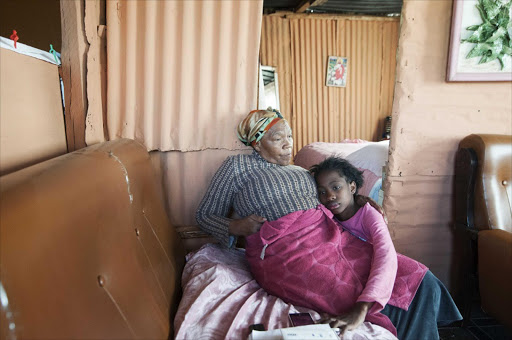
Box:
[309,156,364,193]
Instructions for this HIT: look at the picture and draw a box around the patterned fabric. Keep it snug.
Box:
[236,109,284,146]
[196,150,319,247]
[245,205,398,336]
[246,204,442,339]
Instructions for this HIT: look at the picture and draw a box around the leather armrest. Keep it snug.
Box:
[478,229,512,258]
[479,229,512,273]
[478,229,512,328]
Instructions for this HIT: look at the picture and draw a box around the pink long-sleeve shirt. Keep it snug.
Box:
[337,203,428,311]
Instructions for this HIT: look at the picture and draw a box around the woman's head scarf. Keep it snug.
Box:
[237,109,285,146]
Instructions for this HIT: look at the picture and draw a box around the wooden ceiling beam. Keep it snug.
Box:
[311,0,329,7]
[295,0,312,13]
[295,0,330,13]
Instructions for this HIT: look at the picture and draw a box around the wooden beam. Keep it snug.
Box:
[295,0,312,13]
[284,12,400,21]
[310,0,329,7]
[84,0,108,145]
[296,0,329,13]
[60,0,87,152]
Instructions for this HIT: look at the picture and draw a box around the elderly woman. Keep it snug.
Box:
[196,109,317,248]
[196,109,461,339]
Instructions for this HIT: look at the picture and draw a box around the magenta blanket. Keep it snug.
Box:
[246,205,401,335]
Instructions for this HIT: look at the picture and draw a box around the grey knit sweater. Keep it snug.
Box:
[196,150,319,247]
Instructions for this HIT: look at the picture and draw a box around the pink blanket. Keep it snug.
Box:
[246,205,397,335]
[174,243,397,340]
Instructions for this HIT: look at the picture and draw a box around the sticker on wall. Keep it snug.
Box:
[10,30,19,48]
[326,56,348,87]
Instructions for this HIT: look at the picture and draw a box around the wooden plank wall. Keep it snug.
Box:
[60,0,88,152]
[260,14,399,155]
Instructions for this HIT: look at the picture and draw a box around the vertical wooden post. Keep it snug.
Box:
[85,0,108,145]
[60,0,87,152]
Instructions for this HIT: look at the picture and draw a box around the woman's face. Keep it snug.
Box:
[316,170,357,220]
[254,120,293,166]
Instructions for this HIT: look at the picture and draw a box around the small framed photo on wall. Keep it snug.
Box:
[446,0,512,81]
[326,56,348,87]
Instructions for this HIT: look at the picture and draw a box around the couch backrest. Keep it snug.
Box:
[0,139,186,339]
[456,134,512,232]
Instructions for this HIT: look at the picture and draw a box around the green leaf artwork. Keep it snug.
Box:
[461,0,512,69]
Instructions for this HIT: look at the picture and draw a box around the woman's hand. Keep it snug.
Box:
[228,214,266,236]
[355,195,387,223]
[319,302,373,336]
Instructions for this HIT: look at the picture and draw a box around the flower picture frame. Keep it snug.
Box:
[446,0,512,82]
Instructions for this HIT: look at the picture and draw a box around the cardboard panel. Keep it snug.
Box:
[0,48,67,175]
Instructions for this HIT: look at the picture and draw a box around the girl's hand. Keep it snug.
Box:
[228,214,266,236]
[355,195,387,223]
[319,302,373,336]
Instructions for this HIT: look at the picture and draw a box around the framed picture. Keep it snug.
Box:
[326,56,348,87]
[446,0,512,81]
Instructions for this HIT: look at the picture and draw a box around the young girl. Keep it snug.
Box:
[310,157,462,339]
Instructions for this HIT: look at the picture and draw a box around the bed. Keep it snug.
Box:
[293,139,390,205]
[174,243,398,339]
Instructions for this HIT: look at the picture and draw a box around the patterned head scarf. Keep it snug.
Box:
[237,108,285,146]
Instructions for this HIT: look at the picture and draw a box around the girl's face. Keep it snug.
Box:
[316,170,357,220]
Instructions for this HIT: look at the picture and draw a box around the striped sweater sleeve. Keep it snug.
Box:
[196,157,237,247]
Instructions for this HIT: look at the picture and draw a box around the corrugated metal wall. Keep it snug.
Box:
[260,14,399,155]
[106,0,262,152]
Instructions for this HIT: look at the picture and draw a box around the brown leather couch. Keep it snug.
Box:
[454,134,512,329]
[0,139,186,339]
